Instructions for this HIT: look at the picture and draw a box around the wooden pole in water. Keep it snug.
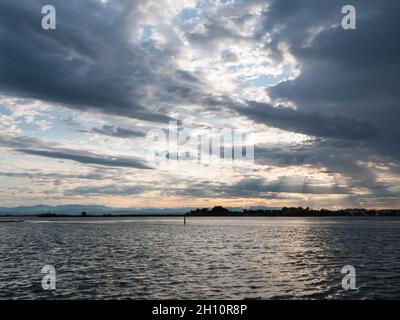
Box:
[184,214,186,225]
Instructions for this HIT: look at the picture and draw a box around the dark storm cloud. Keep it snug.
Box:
[0,0,204,122]
[256,0,400,159]
[18,149,151,169]
[91,125,145,139]
[237,101,377,140]
[0,135,152,170]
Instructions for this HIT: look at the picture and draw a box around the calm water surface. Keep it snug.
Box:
[1,216,400,299]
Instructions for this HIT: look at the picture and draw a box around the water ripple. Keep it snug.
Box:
[0,217,400,299]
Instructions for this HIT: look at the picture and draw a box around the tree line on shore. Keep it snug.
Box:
[187,206,400,217]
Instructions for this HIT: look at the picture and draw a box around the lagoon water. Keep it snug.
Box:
[1,216,400,299]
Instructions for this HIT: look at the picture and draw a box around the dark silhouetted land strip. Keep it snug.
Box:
[29,206,400,217]
[187,206,400,217]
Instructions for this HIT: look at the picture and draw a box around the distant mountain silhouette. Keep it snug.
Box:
[0,204,113,215]
[0,205,187,216]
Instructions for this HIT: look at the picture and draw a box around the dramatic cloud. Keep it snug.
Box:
[254,142,392,194]
[0,0,205,122]
[257,0,400,159]
[18,149,152,169]
[0,0,399,208]
[237,101,377,140]
[0,135,152,170]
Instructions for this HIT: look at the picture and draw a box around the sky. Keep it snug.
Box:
[0,0,399,209]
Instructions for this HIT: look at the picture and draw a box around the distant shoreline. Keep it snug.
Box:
[1,205,400,218]
[188,206,400,217]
